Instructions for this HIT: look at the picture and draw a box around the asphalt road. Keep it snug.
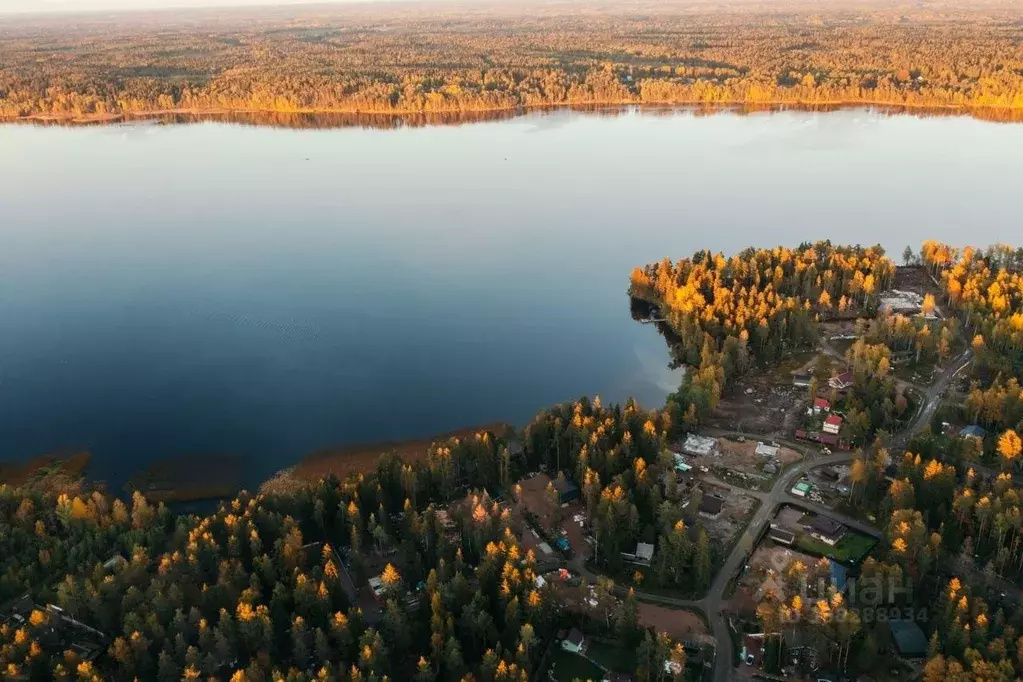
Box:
[705,347,972,682]
[580,346,973,682]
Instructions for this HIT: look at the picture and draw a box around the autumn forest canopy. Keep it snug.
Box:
[2,0,1023,123]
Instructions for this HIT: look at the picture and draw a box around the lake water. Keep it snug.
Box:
[2,108,1021,488]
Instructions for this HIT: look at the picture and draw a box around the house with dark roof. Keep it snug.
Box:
[698,493,725,519]
[554,477,580,503]
[768,526,796,546]
[810,515,846,546]
[889,620,928,658]
[561,628,585,653]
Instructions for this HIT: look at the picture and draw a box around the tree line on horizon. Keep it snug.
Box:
[3,7,1023,120]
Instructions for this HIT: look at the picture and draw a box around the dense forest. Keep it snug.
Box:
[1,417,695,681]
[629,242,903,442]
[2,1,1023,122]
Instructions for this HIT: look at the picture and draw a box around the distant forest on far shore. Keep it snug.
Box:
[2,0,1023,123]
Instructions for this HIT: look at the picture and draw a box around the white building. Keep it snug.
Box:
[681,434,719,457]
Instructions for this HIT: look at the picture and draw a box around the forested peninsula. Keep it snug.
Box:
[3,1,1023,124]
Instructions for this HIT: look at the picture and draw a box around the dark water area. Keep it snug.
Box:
[1,108,1021,490]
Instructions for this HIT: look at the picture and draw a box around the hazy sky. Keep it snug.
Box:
[0,0,391,15]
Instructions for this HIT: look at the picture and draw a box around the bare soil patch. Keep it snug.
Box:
[637,603,713,644]
[729,544,820,615]
[893,265,940,293]
[707,370,809,437]
[514,472,589,558]
[716,438,801,473]
[697,481,757,545]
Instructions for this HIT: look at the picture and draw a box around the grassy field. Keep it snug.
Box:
[796,530,876,563]
[550,649,604,682]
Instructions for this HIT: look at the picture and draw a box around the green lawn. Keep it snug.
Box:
[795,530,876,563]
[550,649,605,682]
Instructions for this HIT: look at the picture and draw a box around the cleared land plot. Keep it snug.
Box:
[706,365,811,437]
[773,506,805,528]
[515,473,589,558]
[697,483,758,545]
[518,473,558,528]
[712,437,802,480]
[730,544,821,615]
[637,603,714,645]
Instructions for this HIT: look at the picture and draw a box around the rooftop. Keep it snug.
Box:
[682,434,718,456]
[811,515,845,536]
[699,493,725,515]
[635,542,655,562]
[830,371,854,387]
[769,527,796,544]
[825,415,843,427]
[554,477,579,496]
[890,619,929,657]
[960,425,986,438]
[755,441,780,458]
[829,561,848,591]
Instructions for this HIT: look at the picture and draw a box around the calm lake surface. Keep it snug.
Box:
[2,108,1021,488]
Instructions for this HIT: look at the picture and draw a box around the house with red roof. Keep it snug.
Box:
[823,414,843,435]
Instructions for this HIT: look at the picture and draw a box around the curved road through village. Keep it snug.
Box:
[582,348,973,681]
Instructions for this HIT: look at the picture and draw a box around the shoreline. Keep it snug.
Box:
[0,422,519,502]
[4,100,1023,129]
[260,421,517,495]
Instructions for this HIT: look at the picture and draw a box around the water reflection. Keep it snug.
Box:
[1,107,1021,491]
[9,102,1023,131]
